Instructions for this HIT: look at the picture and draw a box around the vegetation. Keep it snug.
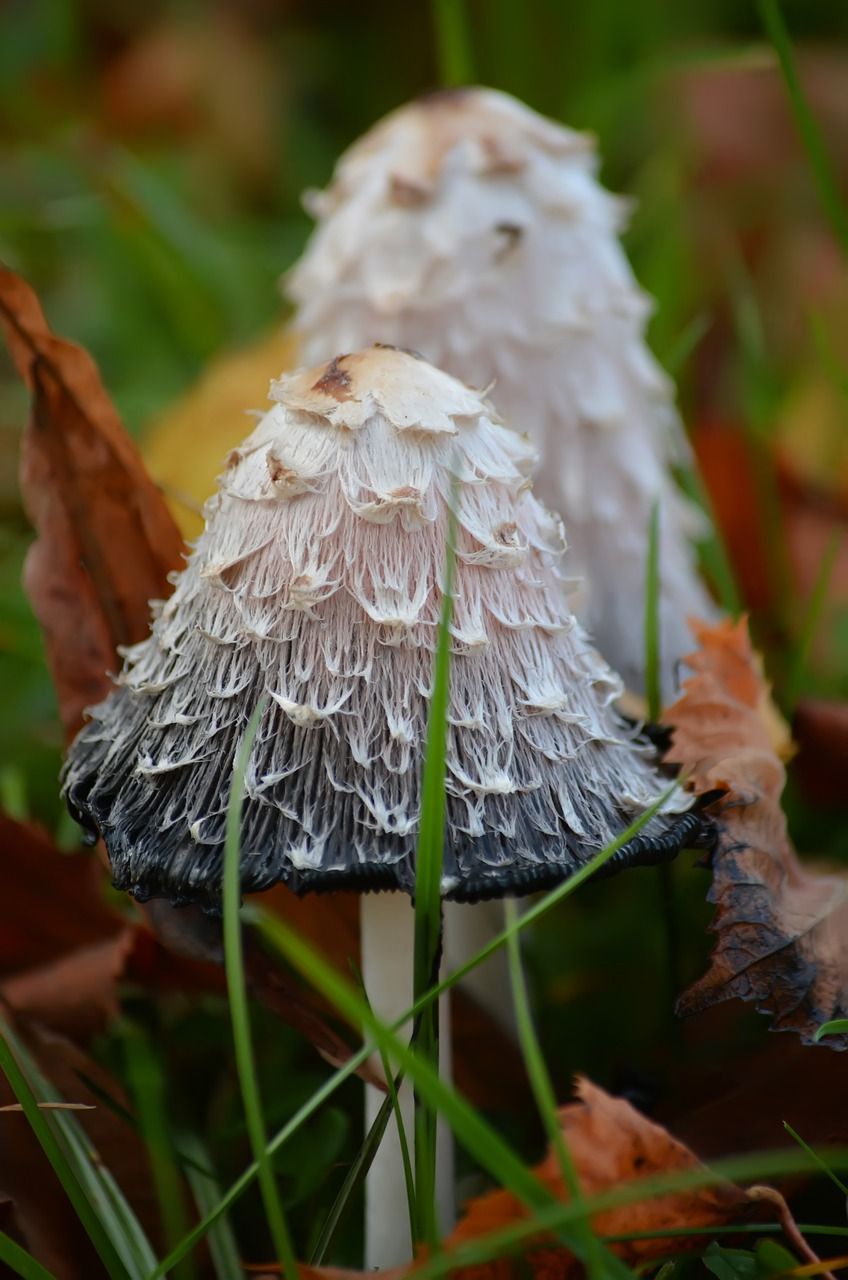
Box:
[0,2,847,1277]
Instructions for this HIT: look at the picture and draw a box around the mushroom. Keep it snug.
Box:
[63,346,700,1267]
[287,87,718,703]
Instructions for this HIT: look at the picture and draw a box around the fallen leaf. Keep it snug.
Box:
[446,1077,753,1274]
[260,1078,811,1280]
[0,266,186,742]
[0,814,122,977]
[665,616,848,1046]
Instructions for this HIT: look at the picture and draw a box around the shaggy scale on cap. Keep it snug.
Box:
[64,347,697,910]
[287,87,718,700]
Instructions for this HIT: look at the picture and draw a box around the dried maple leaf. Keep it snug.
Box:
[665,616,848,1047]
[0,266,186,742]
[261,1079,811,1280]
[445,1077,753,1278]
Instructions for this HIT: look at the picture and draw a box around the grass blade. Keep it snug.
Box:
[407,1145,848,1280]
[783,530,842,709]
[179,1132,245,1280]
[255,911,594,1261]
[783,1122,848,1198]
[757,0,848,259]
[676,465,742,616]
[309,966,415,1265]
[504,899,613,1280]
[309,1082,397,1266]
[431,0,474,86]
[153,784,679,1275]
[0,1024,133,1280]
[223,694,298,1280]
[815,1020,848,1042]
[411,475,458,1250]
[0,1230,58,1280]
[120,1020,196,1280]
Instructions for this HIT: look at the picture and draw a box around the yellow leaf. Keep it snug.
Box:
[143,328,299,538]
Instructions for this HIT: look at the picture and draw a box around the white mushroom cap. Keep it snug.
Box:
[287,87,718,700]
[64,347,695,909]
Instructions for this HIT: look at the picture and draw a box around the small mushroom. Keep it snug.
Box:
[63,346,700,1267]
[287,87,718,701]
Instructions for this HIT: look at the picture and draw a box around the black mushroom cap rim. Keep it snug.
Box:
[62,347,702,913]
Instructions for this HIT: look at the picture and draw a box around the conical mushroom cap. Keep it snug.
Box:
[287,87,718,700]
[64,347,695,909]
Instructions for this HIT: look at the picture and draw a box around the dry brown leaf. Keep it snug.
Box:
[665,616,848,1046]
[265,1079,804,1280]
[444,1077,753,1277]
[0,266,186,742]
[0,901,372,1079]
[0,815,122,978]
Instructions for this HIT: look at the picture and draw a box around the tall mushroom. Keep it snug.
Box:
[287,87,717,702]
[64,346,699,1267]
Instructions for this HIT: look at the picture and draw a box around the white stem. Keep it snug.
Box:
[442,900,517,1038]
[361,892,454,1269]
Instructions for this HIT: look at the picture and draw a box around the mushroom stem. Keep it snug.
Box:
[361,891,455,1268]
[443,900,516,1036]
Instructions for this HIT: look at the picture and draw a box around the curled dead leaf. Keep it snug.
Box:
[260,1079,810,1280]
[446,1076,754,1275]
[665,616,848,1047]
[0,266,186,742]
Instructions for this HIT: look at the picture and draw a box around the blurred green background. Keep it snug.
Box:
[2,0,848,1265]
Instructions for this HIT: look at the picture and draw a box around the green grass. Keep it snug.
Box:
[783,530,842,709]
[411,474,458,1251]
[432,0,475,86]
[0,1230,58,1280]
[120,1020,196,1280]
[222,693,298,1280]
[757,0,848,260]
[0,1019,156,1279]
[782,1122,848,1198]
[504,899,611,1280]
[153,785,679,1275]
[177,1132,245,1280]
[815,1019,848,1042]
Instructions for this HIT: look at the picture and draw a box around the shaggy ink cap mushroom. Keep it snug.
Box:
[287,87,719,700]
[63,347,699,911]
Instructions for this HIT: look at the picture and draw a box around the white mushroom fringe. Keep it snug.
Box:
[64,349,694,909]
[287,87,718,701]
